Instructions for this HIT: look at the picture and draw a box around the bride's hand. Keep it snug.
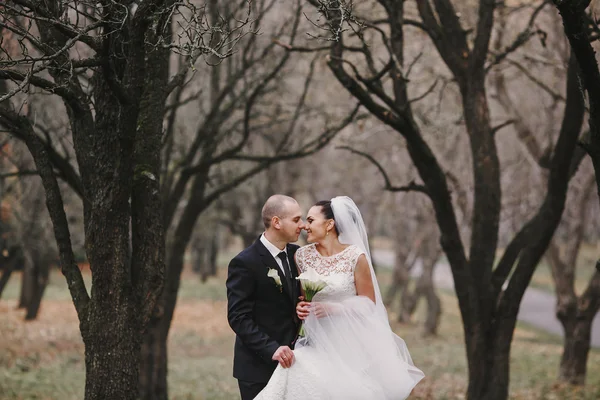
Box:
[296,300,311,320]
[312,302,328,318]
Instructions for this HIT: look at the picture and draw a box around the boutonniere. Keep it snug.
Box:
[267,268,283,292]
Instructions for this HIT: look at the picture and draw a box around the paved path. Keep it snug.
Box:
[372,249,600,348]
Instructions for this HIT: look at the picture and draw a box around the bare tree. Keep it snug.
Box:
[0,164,25,299]
[282,1,586,399]
[138,1,359,398]
[14,175,55,320]
[550,0,600,385]
[397,226,442,336]
[0,0,239,397]
[546,164,598,384]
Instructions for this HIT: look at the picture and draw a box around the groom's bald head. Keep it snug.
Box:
[262,195,298,229]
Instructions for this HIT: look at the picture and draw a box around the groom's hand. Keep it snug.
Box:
[272,346,294,368]
[296,301,311,320]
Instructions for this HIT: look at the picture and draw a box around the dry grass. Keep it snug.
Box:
[1,267,600,399]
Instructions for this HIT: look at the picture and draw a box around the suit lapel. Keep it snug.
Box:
[286,244,300,303]
[255,239,294,302]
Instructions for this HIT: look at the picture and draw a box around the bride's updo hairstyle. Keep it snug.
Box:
[314,200,340,236]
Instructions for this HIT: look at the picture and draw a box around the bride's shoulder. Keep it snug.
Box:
[297,243,316,257]
[347,244,363,256]
[345,245,366,265]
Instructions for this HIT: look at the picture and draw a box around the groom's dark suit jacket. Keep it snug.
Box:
[226,237,301,383]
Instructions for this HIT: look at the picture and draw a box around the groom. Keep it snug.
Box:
[227,194,304,400]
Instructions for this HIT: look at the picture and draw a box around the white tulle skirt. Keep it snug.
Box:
[254,295,424,399]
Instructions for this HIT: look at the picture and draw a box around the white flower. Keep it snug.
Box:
[267,268,282,287]
[296,268,328,337]
[296,267,327,301]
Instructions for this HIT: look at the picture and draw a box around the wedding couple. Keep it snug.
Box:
[226,195,424,399]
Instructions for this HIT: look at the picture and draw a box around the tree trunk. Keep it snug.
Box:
[0,247,20,299]
[385,234,423,310]
[140,205,202,400]
[83,302,142,400]
[399,248,441,334]
[422,265,442,336]
[204,232,218,281]
[243,233,256,249]
[139,316,168,400]
[466,320,514,400]
[558,315,593,384]
[24,257,49,320]
[0,262,15,299]
[18,256,33,309]
[385,250,412,310]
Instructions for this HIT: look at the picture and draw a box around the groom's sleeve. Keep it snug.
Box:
[227,257,279,361]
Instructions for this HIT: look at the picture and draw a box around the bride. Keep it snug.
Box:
[254,196,424,399]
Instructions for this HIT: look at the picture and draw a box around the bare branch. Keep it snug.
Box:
[491,119,516,135]
[485,1,550,73]
[0,107,90,320]
[506,59,566,102]
[408,79,438,104]
[337,145,428,194]
[0,70,82,109]
[0,170,39,178]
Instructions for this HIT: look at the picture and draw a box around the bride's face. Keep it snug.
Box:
[305,206,333,243]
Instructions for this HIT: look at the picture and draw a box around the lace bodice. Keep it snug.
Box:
[295,244,364,301]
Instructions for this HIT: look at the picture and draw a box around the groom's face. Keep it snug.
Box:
[277,202,304,243]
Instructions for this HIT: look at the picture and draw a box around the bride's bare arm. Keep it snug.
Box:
[354,254,376,303]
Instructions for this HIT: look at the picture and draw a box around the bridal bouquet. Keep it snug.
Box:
[296,267,328,337]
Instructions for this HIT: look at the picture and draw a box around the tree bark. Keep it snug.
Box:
[83,300,142,400]
[0,247,20,299]
[18,257,33,309]
[24,254,49,320]
[139,316,168,400]
[400,247,442,335]
[558,310,594,384]
[201,232,219,282]
[385,244,414,310]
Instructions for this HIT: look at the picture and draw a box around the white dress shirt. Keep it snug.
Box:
[260,233,288,276]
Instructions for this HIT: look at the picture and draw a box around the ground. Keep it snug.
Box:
[1,260,600,400]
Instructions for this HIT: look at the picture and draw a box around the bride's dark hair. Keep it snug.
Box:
[314,200,340,235]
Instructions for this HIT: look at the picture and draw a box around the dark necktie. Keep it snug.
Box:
[277,251,294,299]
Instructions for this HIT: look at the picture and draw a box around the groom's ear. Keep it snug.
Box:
[272,216,281,230]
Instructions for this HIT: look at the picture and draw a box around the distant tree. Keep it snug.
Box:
[551,0,600,386]
[546,164,598,384]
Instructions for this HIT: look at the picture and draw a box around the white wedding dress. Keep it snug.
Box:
[254,243,424,400]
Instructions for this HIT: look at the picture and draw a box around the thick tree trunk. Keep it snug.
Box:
[84,302,142,400]
[140,207,201,400]
[558,316,592,384]
[139,317,168,400]
[465,319,513,400]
